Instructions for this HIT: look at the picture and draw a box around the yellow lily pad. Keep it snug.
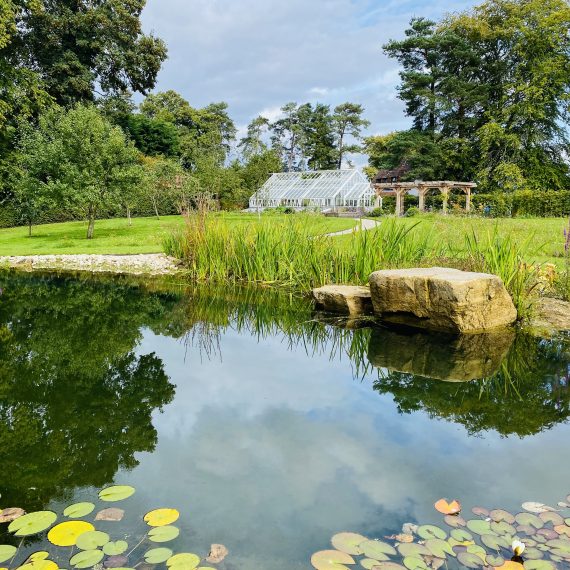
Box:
[48,521,94,547]
[143,508,180,527]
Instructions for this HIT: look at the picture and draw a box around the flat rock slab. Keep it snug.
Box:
[529,298,570,334]
[369,267,517,333]
[313,285,373,316]
[0,254,180,275]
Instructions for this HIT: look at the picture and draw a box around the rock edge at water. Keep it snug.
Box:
[0,254,181,275]
[312,285,373,316]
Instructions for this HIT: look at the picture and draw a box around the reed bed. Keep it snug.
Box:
[163,212,544,317]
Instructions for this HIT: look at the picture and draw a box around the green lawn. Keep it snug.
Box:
[0,213,357,256]
[361,214,568,265]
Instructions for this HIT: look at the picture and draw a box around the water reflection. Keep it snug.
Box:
[0,272,569,522]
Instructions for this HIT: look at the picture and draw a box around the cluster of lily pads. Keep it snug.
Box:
[0,485,227,570]
[311,494,570,570]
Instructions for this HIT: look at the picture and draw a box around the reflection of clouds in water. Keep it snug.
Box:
[131,328,570,570]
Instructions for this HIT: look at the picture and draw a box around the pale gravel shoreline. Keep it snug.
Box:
[0,253,182,275]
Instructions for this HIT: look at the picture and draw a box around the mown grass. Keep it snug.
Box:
[0,213,356,256]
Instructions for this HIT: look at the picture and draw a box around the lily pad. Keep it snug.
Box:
[331,533,367,555]
[451,529,473,542]
[523,548,544,560]
[466,520,493,535]
[471,507,490,517]
[0,545,17,564]
[144,548,173,564]
[444,515,466,528]
[104,556,129,568]
[490,510,515,524]
[515,513,543,529]
[457,551,484,568]
[144,509,179,527]
[481,534,509,551]
[466,545,487,561]
[48,522,95,547]
[372,564,406,570]
[98,486,135,502]
[103,541,128,556]
[8,511,57,536]
[18,560,58,570]
[205,544,228,564]
[554,524,570,537]
[361,559,384,569]
[522,503,557,515]
[0,508,25,524]
[397,543,430,558]
[70,550,104,569]
[425,539,454,558]
[486,555,505,566]
[491,521,516,536]
[545,538,570,552]
[75,530,110,550]
[63,503,95,519]
[403,557,428,570]
[166,553,201,570]
[360,540,397,559]
[148,525,180,543]
[95,508,124,522]
[538,512,563,526]
[417,526,446,540]
[434,499,461,515]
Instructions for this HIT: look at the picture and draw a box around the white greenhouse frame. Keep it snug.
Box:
[249,170,376,210]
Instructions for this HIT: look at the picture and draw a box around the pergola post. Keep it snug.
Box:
[441,185,450,214]
[465,187,471,212]
[418,185,427,212]
[395,187,406,216]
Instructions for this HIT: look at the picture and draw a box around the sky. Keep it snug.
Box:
[140,0,474,144]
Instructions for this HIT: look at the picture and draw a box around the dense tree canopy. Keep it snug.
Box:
[375,0,570,191]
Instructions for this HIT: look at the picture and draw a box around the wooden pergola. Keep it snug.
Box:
[372,181,477,216]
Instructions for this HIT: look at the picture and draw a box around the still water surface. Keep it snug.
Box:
[0,274,569,569]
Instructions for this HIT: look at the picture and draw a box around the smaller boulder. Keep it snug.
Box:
[529,298,570,334]
[313,285,373,316]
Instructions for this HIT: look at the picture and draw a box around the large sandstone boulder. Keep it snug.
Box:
[369,267,517,333]
[312,285,373,316]
[367,325,514,382]
[528,298,570,335]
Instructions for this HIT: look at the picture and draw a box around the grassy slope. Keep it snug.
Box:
[0,213,357,256]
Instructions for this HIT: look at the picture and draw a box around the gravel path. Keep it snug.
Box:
[325,218,380,237]
[0,253,181,275]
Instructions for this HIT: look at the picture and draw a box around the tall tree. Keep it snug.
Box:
[16,105,142,238]
[332,103,370,169]
[7,0,167,106]
[238,116,270,160]
[297,103,337,170]
[270,102,304,171]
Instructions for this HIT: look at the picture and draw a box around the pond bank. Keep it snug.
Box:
[0,253,182,275]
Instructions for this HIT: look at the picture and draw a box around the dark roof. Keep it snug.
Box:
[372,162,411,183]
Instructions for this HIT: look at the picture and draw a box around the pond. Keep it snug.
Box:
[0,273,569,570]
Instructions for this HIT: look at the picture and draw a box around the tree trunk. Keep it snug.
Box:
[152,197,160,220]
[86,207,96,239]
[28,220,32,237]
[126,205,132,226]
[337,134,344,169]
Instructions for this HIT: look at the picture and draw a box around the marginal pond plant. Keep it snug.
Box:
[0,485,227,570]
[311,493,570,570]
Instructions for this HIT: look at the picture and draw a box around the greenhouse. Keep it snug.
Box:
[249,169,376,210]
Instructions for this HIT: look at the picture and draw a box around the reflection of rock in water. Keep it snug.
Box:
[367,325,515,382]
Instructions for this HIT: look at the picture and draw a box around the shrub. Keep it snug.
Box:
[405,206,420,217]
[368,207,383,218]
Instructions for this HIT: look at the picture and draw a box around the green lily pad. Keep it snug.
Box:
[148,525,180,543]
[524,548,544,560]
[466,520,493,535]
[451,529,473,542]
[167,553,201,569]
[103,541,128,556]
[491,521,516,536]
[98,486,135,502]
[397,543,430,558]
[523,561,556,570]
[466,545,487,561]
[76,530,109,550]
[457,551,484,568]
[515,513,543,529]
[481,534,510,551]
[517,525,537,536]
[0,545,17,563]
[545,538,570,552]
[360,540,396,559]
[486,554,505,566]
[490,510,515,524]
[8,511,57,536]
[417,526,446,540]
[403,557,428,570]
[425,539,454,558]
[372,564,407,570]
[144,548,174,564]
[331,532,368,555]
[70,549,104,569]
[538,512,564,526]
[63,503,95,519]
